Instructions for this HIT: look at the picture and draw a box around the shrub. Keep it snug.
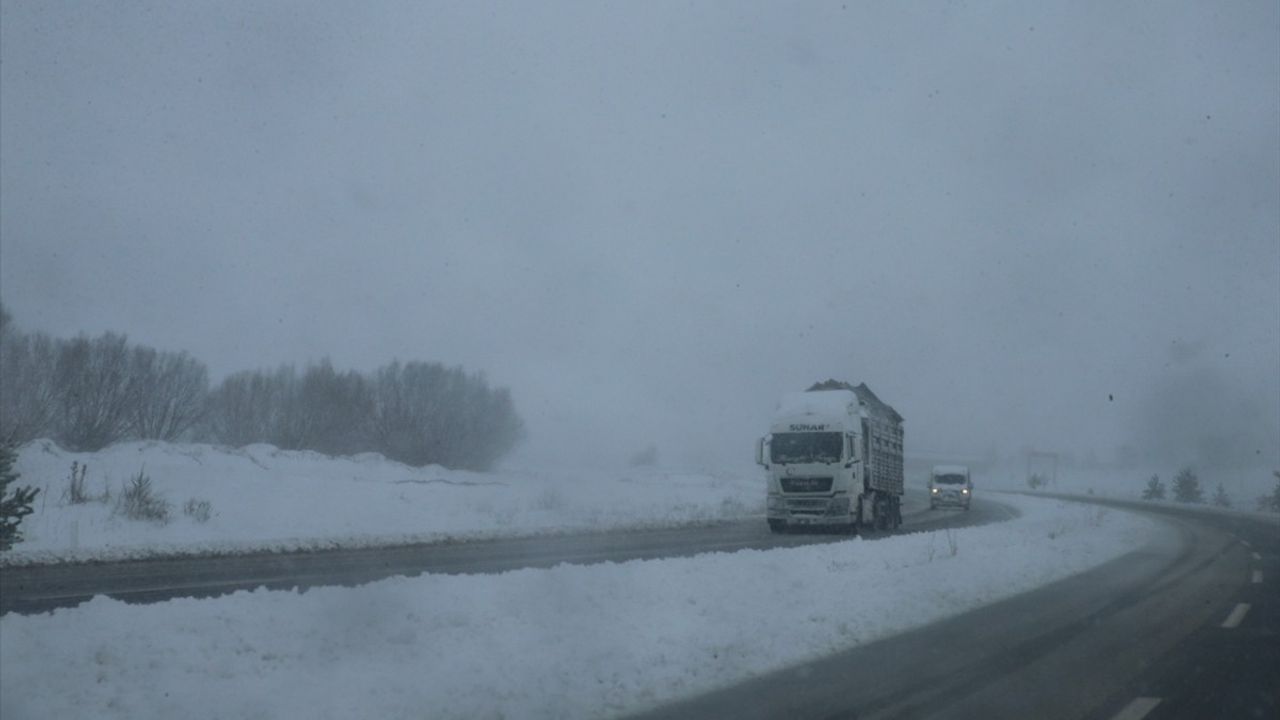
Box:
[0,443,40,550]
[65,461,89,504]
[183,498,212,523]
[114,469,170,523]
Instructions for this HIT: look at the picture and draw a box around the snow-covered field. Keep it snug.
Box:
[2,440,761,566]
[979,462,1277,509]
[0,494,1157,720]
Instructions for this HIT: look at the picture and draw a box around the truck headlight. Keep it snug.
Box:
[931,487,939,494]
[826,496,850,515]
[767,495,784,510]
[962,488,970,494]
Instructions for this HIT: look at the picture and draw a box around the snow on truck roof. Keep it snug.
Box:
[806,380,904,424]
[775,390,859,419]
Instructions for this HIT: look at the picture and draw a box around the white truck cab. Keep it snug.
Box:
[757,386,904,534]
[929,464,972,510]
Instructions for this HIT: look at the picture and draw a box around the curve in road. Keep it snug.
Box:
[624,495,1278,720]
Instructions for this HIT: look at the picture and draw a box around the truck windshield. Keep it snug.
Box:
[770,432,843,464]
[934,474,966,484]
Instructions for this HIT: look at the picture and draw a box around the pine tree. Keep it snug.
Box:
[1172,467,1203,504]
[1211,482,1231,508]
[0,443,40,550]
[1141,474,1165,501]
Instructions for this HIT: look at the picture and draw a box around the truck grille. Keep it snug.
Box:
[781,476,833,493]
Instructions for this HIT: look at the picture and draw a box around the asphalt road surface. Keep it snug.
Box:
[627,495,1278,720]
[0,489,1006,615]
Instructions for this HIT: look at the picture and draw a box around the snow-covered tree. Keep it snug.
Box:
[1258,471,1280,513]
[1211,482,1231,508]
[1172,467,1203,504]
[1141,474,1165,501]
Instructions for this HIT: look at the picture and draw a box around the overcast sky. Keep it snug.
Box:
[2,1,1277,471]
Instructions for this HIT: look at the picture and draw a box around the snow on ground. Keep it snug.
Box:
[2,440,761,566]
[0,494,1158,720]
[975,463,1280,522]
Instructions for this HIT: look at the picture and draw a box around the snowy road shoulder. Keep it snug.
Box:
[2,439,763,566]
[0,495,1161,720]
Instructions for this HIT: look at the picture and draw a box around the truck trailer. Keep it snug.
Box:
[756,380,904,534]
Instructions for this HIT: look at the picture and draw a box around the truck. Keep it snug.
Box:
[756,380,905,534]
[929,464,972,510]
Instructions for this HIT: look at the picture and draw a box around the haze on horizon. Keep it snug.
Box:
[2,1,1277,472]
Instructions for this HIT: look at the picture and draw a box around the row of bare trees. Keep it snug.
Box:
[0,304,524,470]
[207,360,523,469]
[1,323,208,450]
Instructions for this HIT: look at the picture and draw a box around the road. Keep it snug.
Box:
[6,492,1273,720]
[0,489,1004,615]
[628,495,1279,720]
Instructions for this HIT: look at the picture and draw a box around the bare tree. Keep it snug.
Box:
[127,346,210,441]
[53,333,135,451]
[370,361,522,469]
[0,329,60,444]
[293,358,373,455]
[208,358,523,469]
[206,367,292,447]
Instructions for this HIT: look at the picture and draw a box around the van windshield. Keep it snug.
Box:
[770,432,842,464]
[934,474,967,484]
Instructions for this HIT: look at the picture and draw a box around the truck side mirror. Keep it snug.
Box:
[755,437,766,467]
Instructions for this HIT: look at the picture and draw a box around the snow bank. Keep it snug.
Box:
[2,440,761,566]
[980,463,1280,517]
[0,494,1157,720]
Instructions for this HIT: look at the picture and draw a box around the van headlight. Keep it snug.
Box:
[962,488,970,494]
[931,487,939,494]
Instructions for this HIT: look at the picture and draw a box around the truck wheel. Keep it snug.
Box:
[768,519,787,534]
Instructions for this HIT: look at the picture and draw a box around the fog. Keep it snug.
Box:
[2,1,1276,471]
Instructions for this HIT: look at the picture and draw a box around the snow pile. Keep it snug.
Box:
[1,494,1157,720]
[774,389,856,420]
[2,440,761,565]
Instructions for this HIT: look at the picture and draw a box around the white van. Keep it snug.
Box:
[929,465,972,510]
